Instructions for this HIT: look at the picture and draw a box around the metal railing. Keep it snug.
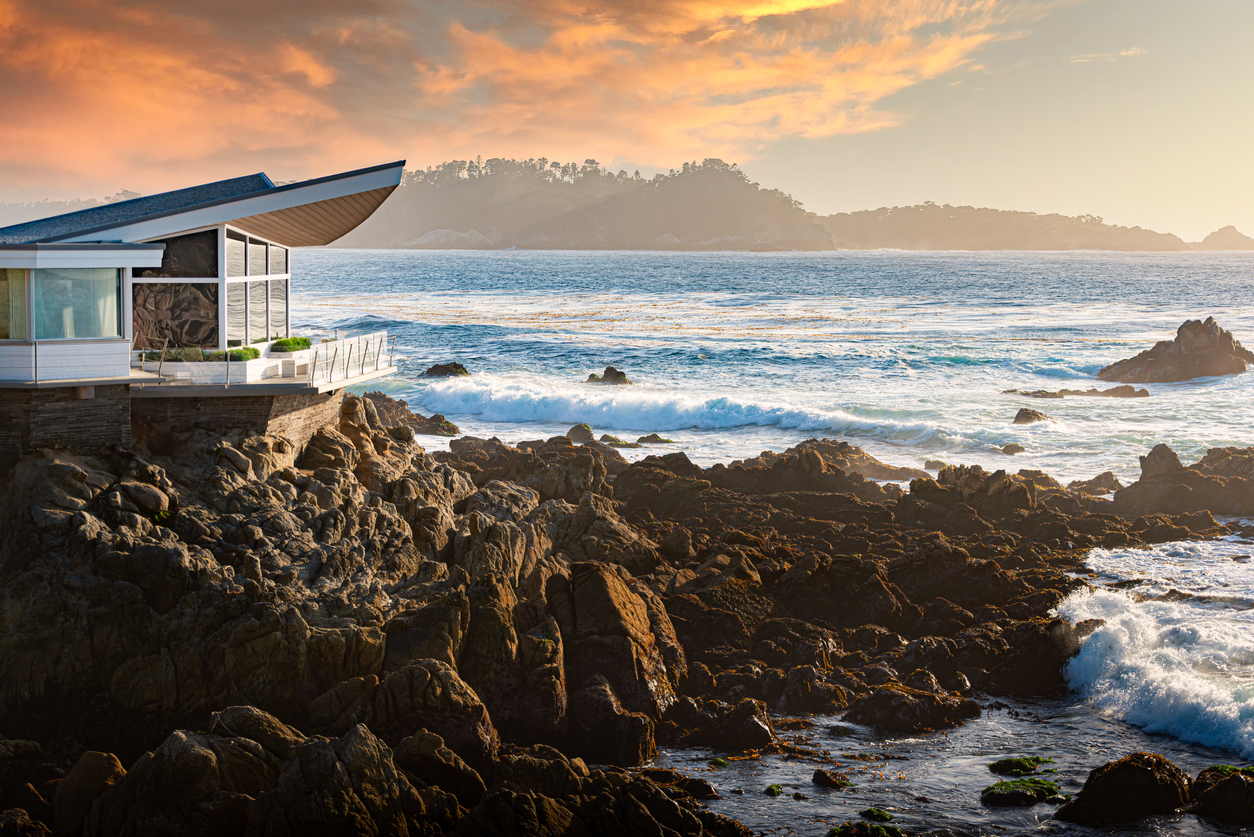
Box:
[308,333,396,385]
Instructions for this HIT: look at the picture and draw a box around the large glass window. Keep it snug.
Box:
[269,245,288,275]
[31,268,120,339]
[0,269,27,340]
[226,230,246,277]
[248,280,267,343]
[132,283,218,349]
[269,279,287,337]
[226,283,246,345]
[248,239,267,276]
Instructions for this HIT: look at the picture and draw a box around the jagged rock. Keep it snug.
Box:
[1013,408,1052,425]
[393,730,486,808]
[0,809,50,837]
[681,698,775,751]
[454,787,586,837]
[844,683,980,732]
[424,363,470,377]
[53,752,125,836]
[1098,317,1254,383]
[86,727,284,835]
[1068,472,1122,494]
[585,367,632,385]
[364,392,460,437]
[1054,752,1191,824]
[308,660,499,774]
[247,724,460,836]
[1114,444,1254,517]
[1191,766,1254,825]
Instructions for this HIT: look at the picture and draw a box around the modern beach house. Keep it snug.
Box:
[0,161,404,466]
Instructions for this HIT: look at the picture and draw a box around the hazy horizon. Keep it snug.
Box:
[0,1,1250,240]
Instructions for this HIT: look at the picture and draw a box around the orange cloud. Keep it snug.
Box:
[0,0,1042,200]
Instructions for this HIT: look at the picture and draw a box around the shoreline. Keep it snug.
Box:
[1,388,1251,833]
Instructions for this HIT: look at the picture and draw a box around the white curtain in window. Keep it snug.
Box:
[0,269,26,340]
[31,269,120,339]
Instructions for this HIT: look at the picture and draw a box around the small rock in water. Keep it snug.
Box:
[1191,765,1254,825]
[989,756,1053,777]
[980,777,1060,807]
[586,365,633,384]
[813,769,852,789]
[567,423,594,444]
[1003,443,1026,455]
[1054,752,1190,824]
[924,459,948,470]
[600,434,642,448]
[423,362,470,377]
[1013,408,1052,425]
[637,433,674,444]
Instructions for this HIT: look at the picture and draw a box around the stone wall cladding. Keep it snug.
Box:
[132,390,344,452]
[0,385,131,458]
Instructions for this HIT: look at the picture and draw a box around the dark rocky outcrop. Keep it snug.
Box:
[1054,752,1191,824]
[0,389,1241,835]
[424,363,470,377]
[585,367,632,385]
[1013,408,1052,425]
[1191,766,1254,825]
[1098,317,1254,383]
[364,392,461,437]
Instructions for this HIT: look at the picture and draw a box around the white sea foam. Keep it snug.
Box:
[414,375,1021,449]
[1058,542,1254,758]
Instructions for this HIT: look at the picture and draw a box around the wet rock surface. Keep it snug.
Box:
[0,392,1246,835]
[1098,317,1254,383]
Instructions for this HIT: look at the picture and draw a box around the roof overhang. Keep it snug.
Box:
[54,161,404,248]
[0,243,165,269]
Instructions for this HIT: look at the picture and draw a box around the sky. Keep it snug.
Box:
[0,0,1249,239]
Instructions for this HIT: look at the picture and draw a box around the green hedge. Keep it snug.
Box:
[270,337,312,352]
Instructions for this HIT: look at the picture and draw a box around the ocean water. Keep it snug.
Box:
[295,248,1254,485]
[293,249,1254,830]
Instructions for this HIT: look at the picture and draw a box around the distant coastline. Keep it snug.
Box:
[5,158,1253,252]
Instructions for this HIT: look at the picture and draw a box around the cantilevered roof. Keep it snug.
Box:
[0,161,404,248]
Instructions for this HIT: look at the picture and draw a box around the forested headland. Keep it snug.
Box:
[4,158,1254,251]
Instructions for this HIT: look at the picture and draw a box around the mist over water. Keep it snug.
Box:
[295,248,1254,485]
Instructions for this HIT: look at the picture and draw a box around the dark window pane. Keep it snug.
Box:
[269,246,287,275]
[269,279,287,337]
[132,282,219,349]
[133,230,218,278]
[248,239,267,276]
[227,283,246,345]
[248,280,267,342]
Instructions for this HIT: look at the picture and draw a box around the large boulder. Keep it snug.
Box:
[1098,317,1254,383]
[53,752,125,836]
[844,683,980,733]
[1054,752,1190,824]
[1191,766,1254,825]
[308,660,500,774]
[246,724,459,837]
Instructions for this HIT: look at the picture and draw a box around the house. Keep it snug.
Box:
[0,161,405,466]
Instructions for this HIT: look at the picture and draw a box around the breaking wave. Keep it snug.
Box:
[1058,542,1254,759]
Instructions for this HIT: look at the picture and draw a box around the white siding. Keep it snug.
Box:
[0,343,35,381]
[33,339,131,382]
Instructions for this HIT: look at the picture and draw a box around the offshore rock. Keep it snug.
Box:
[424,363,470,377]
[1013,408,1052,425]
[1054,752,1191,824]
[1098,317,1254,383]
[585,366,632,385]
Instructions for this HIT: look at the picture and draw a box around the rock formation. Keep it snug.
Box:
[1098,317,1254,383]
[585,367,632,385]
[0,392,1245,834]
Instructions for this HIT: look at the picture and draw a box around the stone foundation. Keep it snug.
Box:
[131,390,345,452]
[0,385,132,470]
